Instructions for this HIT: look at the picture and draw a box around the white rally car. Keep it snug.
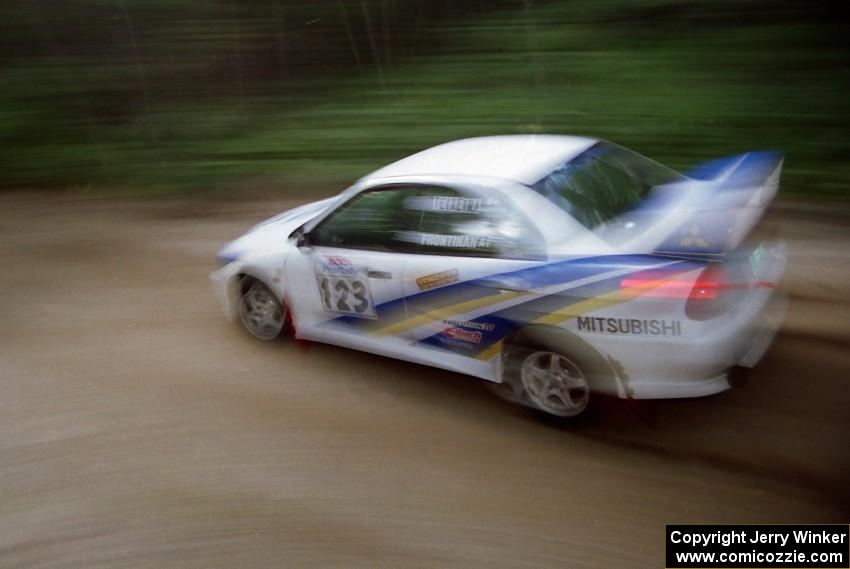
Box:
[211,135,786,420]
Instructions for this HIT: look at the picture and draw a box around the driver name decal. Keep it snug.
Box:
[403,195,483,214]
[397,231,490,249]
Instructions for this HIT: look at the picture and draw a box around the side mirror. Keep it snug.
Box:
[295,231,312,249]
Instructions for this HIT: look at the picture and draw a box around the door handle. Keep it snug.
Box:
[367,270,392,280]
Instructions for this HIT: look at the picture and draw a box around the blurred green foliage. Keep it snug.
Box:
[1,0,848,195]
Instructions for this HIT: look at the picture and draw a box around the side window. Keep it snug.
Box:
[312,187,418,251]
[396,186,545,260]
[312,184,544,259]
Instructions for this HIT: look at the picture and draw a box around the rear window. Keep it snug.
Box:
[529,142,682,229]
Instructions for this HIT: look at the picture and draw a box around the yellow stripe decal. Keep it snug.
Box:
[372,289,529,338]
[531,291,626,327]
[474,275,675,360]
[476,339,504,361]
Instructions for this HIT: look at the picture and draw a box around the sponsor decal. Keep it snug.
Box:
[442,319,495,332]
[416,269,460,291]
[443,327,482,344]
[316,255,357,277]
[576,316,682,337]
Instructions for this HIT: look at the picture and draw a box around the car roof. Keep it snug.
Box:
[362,135,597,186]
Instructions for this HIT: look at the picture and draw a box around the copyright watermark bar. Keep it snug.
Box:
[666,524,849,568]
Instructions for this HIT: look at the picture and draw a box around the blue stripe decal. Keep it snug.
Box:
[416,260,702,357]
[327,254,686,329]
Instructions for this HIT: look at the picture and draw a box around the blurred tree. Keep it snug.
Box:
[0,0,847,195]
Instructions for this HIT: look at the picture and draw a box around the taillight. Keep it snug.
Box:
[620,265,725,298]
[685,265,731,320]
[620,264,776,320]
[689,264,727,299]
[620,265,732,320]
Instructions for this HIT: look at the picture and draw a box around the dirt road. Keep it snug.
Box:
[1,193,848,568]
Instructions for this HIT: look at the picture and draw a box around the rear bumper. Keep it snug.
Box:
[737,290,787,368]
[577,244,786,401]
[601,240,787,400]
[626,372,731,400]
[619,289,787,399]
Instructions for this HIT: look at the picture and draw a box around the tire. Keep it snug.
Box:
[238,279,286,341]
[519,349,591,417]
[500,330,614,422]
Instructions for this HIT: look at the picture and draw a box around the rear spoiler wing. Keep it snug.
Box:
[652,151,783,258]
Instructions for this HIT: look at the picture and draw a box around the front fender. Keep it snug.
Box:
[217,251,289,318]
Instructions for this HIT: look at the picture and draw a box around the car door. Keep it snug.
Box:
[284,186,419,353]
[397,185,547,379]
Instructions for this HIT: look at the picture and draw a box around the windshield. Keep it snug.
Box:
[529,142,684,229]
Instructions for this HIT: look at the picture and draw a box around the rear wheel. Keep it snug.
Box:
[238,280,286,340]
[497,331,614,422]
[519,350,590,417]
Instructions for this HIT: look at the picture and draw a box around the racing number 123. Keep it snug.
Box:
[319,277,370,314]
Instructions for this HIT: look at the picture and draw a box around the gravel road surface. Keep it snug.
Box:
[1,193,847,568]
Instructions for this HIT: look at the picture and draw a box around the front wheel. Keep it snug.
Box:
[238,280,286,340]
